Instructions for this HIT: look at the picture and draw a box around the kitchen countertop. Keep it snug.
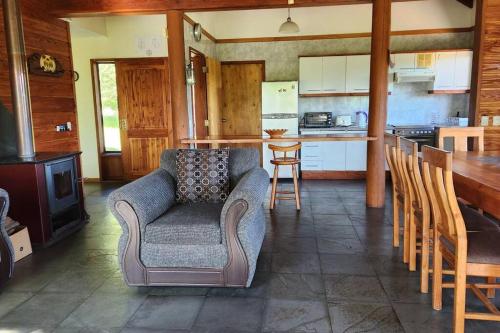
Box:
[181,134,377,144]
[300,126,394,132]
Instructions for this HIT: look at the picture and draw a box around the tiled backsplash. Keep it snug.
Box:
[299,82,470,126]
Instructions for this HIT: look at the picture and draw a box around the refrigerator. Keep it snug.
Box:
[262,81,299,178]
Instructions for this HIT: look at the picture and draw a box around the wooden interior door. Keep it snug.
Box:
[221,61,264,150]
[116,58,172,180]
[206,57,223,143]
[190,50,209,147]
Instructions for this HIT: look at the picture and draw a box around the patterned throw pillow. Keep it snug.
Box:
[176,149,230,203]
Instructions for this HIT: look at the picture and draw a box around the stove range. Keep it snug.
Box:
[391,125,436,150]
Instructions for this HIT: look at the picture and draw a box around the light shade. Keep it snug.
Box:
[279,8,299,34]
[279,17,300,34]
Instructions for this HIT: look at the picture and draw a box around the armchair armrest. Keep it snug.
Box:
[220,167,269,286]
[0,189,14,287]
[107,168,176,234]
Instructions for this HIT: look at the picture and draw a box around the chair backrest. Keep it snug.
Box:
[160,148,260,186]
[421,146,466,244]
[437,127,484,152]
[268,143,301,161]
[399,138,429,215]
[384,134,403,194]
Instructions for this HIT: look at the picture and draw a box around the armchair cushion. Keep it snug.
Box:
[175,149,230,203]
[144,203,223,245]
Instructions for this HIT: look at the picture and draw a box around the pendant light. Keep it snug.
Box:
[279,8,300,34]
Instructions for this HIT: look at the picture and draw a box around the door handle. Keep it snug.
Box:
[221,118,227,123]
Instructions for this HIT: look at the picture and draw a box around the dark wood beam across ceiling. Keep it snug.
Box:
[48,0,416,17]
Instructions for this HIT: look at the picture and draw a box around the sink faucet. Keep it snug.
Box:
[356,111,368,128]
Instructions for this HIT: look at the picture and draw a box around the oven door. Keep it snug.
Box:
[403,135,435,151]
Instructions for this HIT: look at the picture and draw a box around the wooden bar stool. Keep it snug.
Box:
[268,143,301,210]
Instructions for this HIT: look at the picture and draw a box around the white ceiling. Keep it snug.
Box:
[187,0,474,39]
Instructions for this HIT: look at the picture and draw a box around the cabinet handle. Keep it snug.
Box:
[306,89,321,92]
[323,89,337,91]
[354,89,367,91]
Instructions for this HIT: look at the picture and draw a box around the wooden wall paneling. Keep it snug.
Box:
[469,0,500,151]
[366,0,391,208]
[0,0,80,153]
[167,10,189,147]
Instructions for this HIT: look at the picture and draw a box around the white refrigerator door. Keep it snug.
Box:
[262,118,298,178]
[262,81,298,115]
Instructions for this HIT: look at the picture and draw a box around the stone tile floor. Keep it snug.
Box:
[0,180,499,332]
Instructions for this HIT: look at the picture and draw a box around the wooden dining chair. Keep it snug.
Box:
[421,145,500,333]
[398,137,432,293]
[437,127,484,152]
[384,134,408,254]
[268,143,301,210]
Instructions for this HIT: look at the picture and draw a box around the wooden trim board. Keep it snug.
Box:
[215,27,475,44]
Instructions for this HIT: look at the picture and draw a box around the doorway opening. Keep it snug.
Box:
[91,60,124,181]
[189,48,209,148]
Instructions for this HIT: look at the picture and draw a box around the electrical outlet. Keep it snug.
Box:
[493,116,500,126]
[480,116,489,126]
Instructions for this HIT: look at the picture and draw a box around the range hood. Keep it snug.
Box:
[394,70,435,83]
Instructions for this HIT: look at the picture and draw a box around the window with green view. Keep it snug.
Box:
[97,63,121,152]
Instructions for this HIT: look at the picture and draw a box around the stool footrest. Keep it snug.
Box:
[276,191,295,195]
[276,196,296,200]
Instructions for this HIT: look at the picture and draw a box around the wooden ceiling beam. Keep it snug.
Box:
[48,0,415,17]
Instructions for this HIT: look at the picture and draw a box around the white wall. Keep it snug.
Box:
[187,0,474,39]
[71,15,168,179]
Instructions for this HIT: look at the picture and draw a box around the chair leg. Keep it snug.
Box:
[409,213,417,271]
[291,165,301,211]
[393,190,400,248]
[452,250,467,333]
[420,225,430,293]
[433,229,443,311]
[487,277,496,298]
[403,200,410,264]
[270,165,279,210]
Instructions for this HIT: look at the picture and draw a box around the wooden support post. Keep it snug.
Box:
[366,0,391,208]
[167,10,189,147]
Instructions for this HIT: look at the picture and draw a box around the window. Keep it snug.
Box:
[95,62,121,152]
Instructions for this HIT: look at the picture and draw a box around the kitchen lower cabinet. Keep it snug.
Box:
[323,141,347,170]
[300,130,367,171]
[345,141,367,171]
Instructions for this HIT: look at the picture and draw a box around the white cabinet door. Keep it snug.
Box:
[323,141,347,170]
[299,57,323,94]
[346,141,367,171]
[454,51,473,90]
[301,142,322,161]
[393,53,415,71]
[434,52,456,90]
[322,56,346,93]
[346,55,371,93]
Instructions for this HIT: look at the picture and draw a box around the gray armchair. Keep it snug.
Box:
[108,148,269,288]
[0,189,14,289]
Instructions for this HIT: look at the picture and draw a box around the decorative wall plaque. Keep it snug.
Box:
[28,53,65,77]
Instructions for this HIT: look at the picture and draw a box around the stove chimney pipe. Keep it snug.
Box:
[2,0,35,159]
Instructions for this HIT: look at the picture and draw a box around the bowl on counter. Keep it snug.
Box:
[264,129,288,138]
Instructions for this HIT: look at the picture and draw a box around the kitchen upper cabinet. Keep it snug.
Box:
[299,57,323,94]
[433,51,472,91]
[433,52,457,90]
[322,56,347,93]
[346,55,370,93]
[453,51,473,90]
[393,53,416,72]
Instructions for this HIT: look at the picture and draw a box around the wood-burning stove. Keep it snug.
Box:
[0,152,88,246]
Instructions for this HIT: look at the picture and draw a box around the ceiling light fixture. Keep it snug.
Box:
[279,8,300,34]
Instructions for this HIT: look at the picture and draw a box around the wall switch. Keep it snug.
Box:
[480,116,489,126]
[493,116,500,126]
[56,123,71,132]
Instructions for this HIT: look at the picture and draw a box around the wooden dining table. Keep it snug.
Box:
[451,150,500,220]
